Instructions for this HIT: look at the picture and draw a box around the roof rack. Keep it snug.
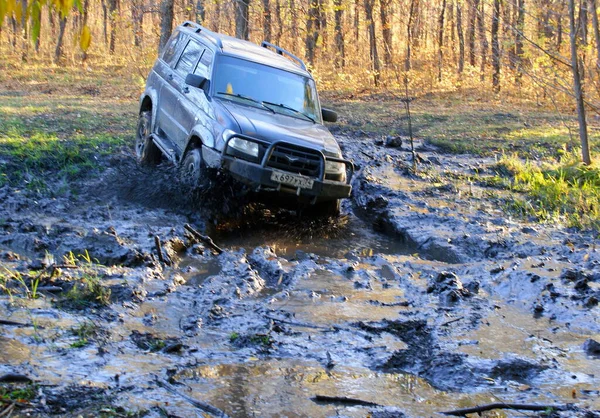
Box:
[261,41,307,71]
[182,21,223,49]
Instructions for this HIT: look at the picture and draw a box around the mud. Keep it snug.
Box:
[1,133,599,417]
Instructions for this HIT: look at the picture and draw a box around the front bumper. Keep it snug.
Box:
[220,137,353,201]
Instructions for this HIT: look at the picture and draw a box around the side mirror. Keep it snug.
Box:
[185,73,208,90]
[322,108,338,123]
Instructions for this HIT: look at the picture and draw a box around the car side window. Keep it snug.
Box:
[175,40,204,77]
[194,48,214,78]
[162,31,185,66]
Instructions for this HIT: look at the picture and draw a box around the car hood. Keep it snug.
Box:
[218,100,341,155]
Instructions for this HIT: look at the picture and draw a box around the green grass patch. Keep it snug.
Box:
[62,273,111,310]
[0,383,37,403]
[494,154,600,229]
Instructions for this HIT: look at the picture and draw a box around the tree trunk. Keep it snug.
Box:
[467,0,478,66]
[569,0,591,165]
[33,0,42,52]
[492,0,500,91]
[235,0,250,40]
[158,0,175,51]
[82,0,90,61]
[579,0,589,46]
[334,0,345,68]
[457,0,465,73]
[477,0,488,80]
[196,0,205,24]
[365,0,380,85]
[102,0,108,47]
[305,0,320,64]
[20,0,28,62]
[54,15,67,63]
[262,0,272,42]
[211,0,220,32]
[590,0,600,71]
[515,0,525,82]
[380,0,392,65]
[290,0,298,50]
[437,0,447,81]
[354,0,360,44]
[132,0,144,47]
[274,0,282,45]
[405,0,418,70]
[557,2,564,49]
[109,0,119,54]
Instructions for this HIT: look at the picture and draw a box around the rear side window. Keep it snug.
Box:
[175,40,204,77]
[194,48,214,78]
[162,31,185,66]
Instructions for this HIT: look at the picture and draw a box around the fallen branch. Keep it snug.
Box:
[311,395,380,407]
[154,235,170,265]
[441,316,464,327]
[184,224,223,254]
[265,314,331,330]
[0,319,29,327]
[156,379,230,417]
[441,403,566,416]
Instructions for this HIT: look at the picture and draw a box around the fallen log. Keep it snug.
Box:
[156,379,230,417]
[441,402,566,416]
[154,235,170,265]
[184,224,223,254]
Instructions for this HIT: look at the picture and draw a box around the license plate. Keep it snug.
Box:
[271,170,314,189]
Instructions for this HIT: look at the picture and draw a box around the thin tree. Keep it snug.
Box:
[305,0,320,65]
[380,0,392,65]
[515,0,525,82]
[262,0,272,42]
[457,0,465,73]
[492,0,501,91]
[437,0,447,81]
[364,0,380,85]
[569,0,591,164]
[334,0,345,68]
[158,0,175,51]
[477,0,488,80]
[405,0,419,70]
[590,0,600,71]
[235,0,250,40]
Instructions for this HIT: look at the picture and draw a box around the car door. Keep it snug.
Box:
[155,31,187,144]
[160,39,204,152]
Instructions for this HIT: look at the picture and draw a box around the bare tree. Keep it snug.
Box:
[108,0,119,54]
[235,0,250,40]
[515,0,525,81]
[380,0,392,65]
[405,0,419,70]
[305,0,320,64]
[457,0,465,73]
[590,0,600,70]
[569,0,591,164]
[54,15,67,63]
[437,0,447,81]
[477,0,488,80]
[364,0,380,85]
[158,0,175,51]
[262,0,272,42]
[467,0,479,66]
[334,0,345,68]
[492,0,501,91]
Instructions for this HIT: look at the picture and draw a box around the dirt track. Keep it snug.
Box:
[1,132,599,417]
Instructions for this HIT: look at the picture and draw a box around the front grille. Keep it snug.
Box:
[266,144,322,177]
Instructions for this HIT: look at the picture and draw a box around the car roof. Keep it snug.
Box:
[179,24,311,77]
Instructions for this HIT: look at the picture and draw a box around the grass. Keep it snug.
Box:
[64,273,112,309]
[0,383,37,403]
[70,321,101,348]
[0,267,40,300]
[491,153,600,229]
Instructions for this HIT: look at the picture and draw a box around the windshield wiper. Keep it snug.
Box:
[216,92,275,113]
[262,101,316,123]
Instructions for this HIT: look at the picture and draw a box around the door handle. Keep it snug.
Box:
[167,74,174,81]
[183,87,189,94]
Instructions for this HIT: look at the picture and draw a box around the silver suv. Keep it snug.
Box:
[135,21,353,216]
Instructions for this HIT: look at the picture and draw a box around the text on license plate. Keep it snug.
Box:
[270,170,314,189]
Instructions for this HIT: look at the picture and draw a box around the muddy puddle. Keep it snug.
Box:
[1,135,599,417]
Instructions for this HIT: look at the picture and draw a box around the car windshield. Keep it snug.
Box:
[213,55,321,123]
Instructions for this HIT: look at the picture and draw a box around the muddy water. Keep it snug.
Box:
[2,137,600,417]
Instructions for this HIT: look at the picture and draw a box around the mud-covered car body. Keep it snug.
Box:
[137,21,353,213]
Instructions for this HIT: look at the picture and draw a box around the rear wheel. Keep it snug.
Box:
[180,148,205,187]
[135,111,161,165]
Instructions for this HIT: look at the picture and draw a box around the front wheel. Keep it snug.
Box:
[305,199,341,218]
[135,111,161,165]
[180,148,205,187]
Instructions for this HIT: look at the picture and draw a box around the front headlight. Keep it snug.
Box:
[325,160,345,174]
[228,137,259,158]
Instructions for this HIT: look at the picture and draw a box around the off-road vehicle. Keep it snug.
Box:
[136,21,353,216]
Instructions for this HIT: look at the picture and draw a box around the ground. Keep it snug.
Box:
[0,64,599,417]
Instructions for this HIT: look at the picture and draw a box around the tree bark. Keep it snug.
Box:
[590,0,600,71]
[54,15,67,63]
[515,0,525,82]
[196,0,206,24]
[305,0,320,64]
[262,0,272,42]
[235,0,250,40]
[380,0,392,65]
[334,0,345,68]
[211,0,221,32]
[569,0,591,165]
[274,0,282,45]
[492,0,501,91]
[364,0,380,85]
[132,0,144,47]
[437,0,447,81]
[102,0,108,47]
[477,0,488,80]
[457,0,465,73]
[354,0,360,44]
[82,0,90,61]
[158,0,175,51]
[290,0,298,50]
[405,0,419,70]
[467,0,479,66]
[108,0,118,54]
[20,0,28,62]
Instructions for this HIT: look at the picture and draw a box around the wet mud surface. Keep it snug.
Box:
[1,135,599,417]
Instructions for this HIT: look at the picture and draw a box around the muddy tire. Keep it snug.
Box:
[180,148,206,187]
[306,199,341,218]
[135,111,161,165]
